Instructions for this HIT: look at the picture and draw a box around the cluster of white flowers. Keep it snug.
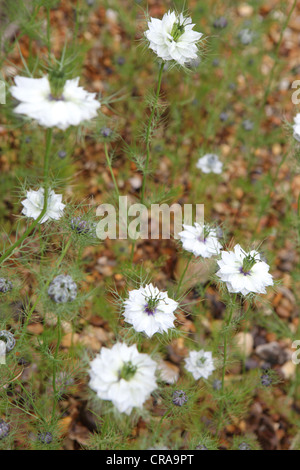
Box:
[145,10,203,66]
[216,244,274,296]
[123,283,178,338]
[8,8,277,421]
[11,76,100,130]
[21,188,65,224]
[196,154,223,174]
[178,222,222,258]
[89,342,157,415]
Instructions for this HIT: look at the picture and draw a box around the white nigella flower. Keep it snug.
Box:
[123,283,178,338]
[293,113,300,142]
[89,342,157,415]
[196,154,223,174]
[216,244,273,296]
[11,76,100,130]
[178,223,222,258]
[184,350,215,380]
[145,10,203,66]
[21,188,65,223]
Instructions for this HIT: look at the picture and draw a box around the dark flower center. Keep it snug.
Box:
[145,304,156,315]
[48,93,65,102]
[144,294,160,316]
[197,226,211,243]
[239,266,251,276]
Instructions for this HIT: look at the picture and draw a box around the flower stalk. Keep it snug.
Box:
[141,62,164,204]
[221,293,237,393]
[104,142,120,198]
[175,253,193,298]
[51,315,62,424]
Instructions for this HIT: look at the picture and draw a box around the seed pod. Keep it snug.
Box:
[0,330,16,352]
[213,379,222,391]
[70,217,90,234]
[261,374,272,387]
[38,432,53,444]
[195,444,208,450]
[213,17,228,29]
[0,278,13,293]
[239,442,251,450]
[100,127,113,138]
[0,420,10,440]
[48,275,77,304]
[172,390,188,406]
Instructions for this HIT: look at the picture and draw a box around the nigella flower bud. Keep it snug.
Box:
[70,217,90,234]
[238,442,251,450]
[213,17,228,29]
[195,444,208,450]
[38,432,53,444]
[0,278,13,293]
[261,374,272,387]
[213,379,222,391]
[0,420,10,440]
[100,127,113,138]
[0,330,16,352]
[116,57,125,66]
[48,275,77,304]
[55,372,74,397]
[187,57,201,69]
[172,390,188,406]
[219,112,229,122]
[58,150,67,159]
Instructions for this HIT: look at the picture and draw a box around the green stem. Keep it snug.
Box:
[104,142,119,198]
[217,293,237,432]
[141,62,164,204]
[221,294,237,392]
[175,253,193,298]
[51,315,62,423]
[0,129,53,265]
[130,239,136,264]
[46,4,51,60]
